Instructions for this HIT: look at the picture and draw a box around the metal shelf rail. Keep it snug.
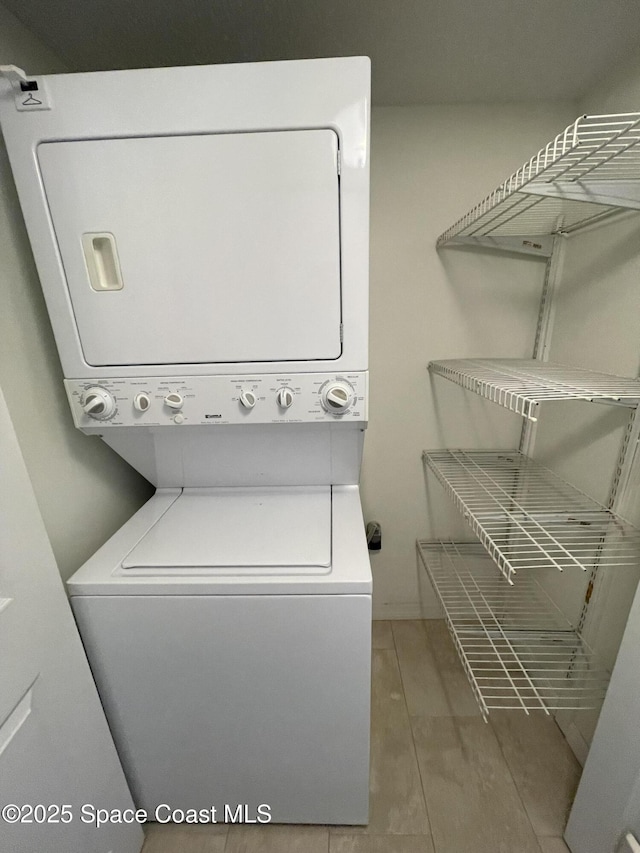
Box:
[423,449,640,584]
[429,358,640,421]
[436,113,640,256]
[417,541,609,718]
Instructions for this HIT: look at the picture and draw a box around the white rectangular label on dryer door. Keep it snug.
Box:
[37,130,342,367]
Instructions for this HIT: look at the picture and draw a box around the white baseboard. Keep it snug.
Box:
[555,715,589,766]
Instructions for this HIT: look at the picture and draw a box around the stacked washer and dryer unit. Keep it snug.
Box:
[0,58,372,824]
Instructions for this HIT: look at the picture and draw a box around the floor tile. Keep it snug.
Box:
[143,823,228,852]
[333,649,430,836]
[224,824,329,852]
[411,715,543,853]
[421,620,481,717]
[490,711,581,837]
[330,834,434,852]
[392,620,455,716]
[393,620,479,717]
[372,620,395,649]
[538,839,571,853]
[367,649,431,836]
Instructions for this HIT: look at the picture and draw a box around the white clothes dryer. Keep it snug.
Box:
[0,57,372,825]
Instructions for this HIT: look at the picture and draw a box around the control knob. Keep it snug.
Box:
[321,381,355,414]
[276,387,294,409]
[82,387,117,420]
[164,393,183,410]
[133,393,151,413]
[239,390,257,409]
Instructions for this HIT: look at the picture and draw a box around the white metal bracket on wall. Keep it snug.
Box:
[0,65,28,86]
[444,235,554,258]
[519,234,566,457]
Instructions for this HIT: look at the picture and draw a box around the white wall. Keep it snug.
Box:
[361,102,578,619]
[579,52,640,113]
[0,3,153,580]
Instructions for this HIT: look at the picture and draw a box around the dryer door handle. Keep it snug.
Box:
[82,233,124,292]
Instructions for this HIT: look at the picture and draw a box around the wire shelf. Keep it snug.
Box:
[429,358,640,421]
[437,113,640,252]
[423,449,640,584]
[417,541,609,719]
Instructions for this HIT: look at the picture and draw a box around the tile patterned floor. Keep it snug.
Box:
[142,620,579,853]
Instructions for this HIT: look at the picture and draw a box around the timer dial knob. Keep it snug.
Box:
[82,387,116,420]
[239,390,257,409]
[276,387,294,409]
[321,381,354,414]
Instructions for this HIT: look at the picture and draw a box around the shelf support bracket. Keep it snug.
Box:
[441,235,553,258]
[519,234,566,457]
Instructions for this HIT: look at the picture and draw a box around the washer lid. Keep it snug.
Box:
[122,487,331,572]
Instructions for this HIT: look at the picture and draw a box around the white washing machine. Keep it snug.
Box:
[68,485,371,823]
[0,58,371,823]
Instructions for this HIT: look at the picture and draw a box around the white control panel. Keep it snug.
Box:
[64,373,368,429]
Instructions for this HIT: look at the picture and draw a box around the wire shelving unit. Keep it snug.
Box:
[428,358,640,421]
[417,541,609,719]
[426,111,640,726]
[423,449,640,585]
[436,113,640,256]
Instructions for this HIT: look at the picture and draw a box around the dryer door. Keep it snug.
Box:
[38,130,341,367]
